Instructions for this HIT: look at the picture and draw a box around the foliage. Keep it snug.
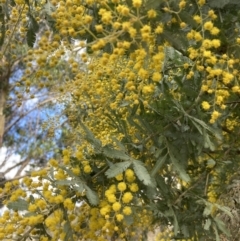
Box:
[0,0,240,241]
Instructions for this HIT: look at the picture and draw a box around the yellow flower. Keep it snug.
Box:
[112,202,121,212]
[132,0,142,8]
[49,158,58,167]
[202,39,212,49]
[54,195,64,204]
[36,199,47,210]
[180,22,187,28]
[28,204,38,212]
[109,184,117,193]
[116,214,124,221]
[100,206,111,216]
[222,72,234,84]
[64,198,74,210]
[115,173,123,181]
[204,21,214,31]
[129,183,139,192]
[194,32,202,41]
[155,25,164,34]
[193,15,202,24]
[95,25,103,33]
[107,194,117,203]
[123,206,132,215]
[201,101,210,110]
[198,0,205,6]
[216,96,223,105]
[187,30,194,39]
[27,215,44,226]
[101,11,112,24]
[209,111,221,124]
[142,85,154,95]
[210,27,220,35]
[232,86,240,93]
[125,169,136,182]
[117,182,127,191]
[84,165,92,174]
[147,9,157,18]
[203,50,212,58]
[122,192,133,203]
[152,72,162,82]
[208,10,217,20]
[72,167,80,175]
[179,1,186,9]
[128,27,137,38]
[211,39,221,48]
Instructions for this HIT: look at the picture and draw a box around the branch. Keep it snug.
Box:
[173,173,206,205]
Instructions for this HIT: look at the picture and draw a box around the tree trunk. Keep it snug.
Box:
[0,87,6,148]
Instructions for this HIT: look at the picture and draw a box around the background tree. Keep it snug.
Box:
[0,0,73,178]
[0,0,240,241]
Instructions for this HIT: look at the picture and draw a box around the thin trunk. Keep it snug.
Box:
[0,87,6,148]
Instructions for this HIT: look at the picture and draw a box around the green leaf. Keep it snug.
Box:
[169,206,179,236]
[214,203,233,219]
[102,145,133,161]
[79,122,102,150]
[213,224,220,241]
[55,180,77,186]
[7,198,29,211]
[145,0,163,10]
[150,153,168,177]
[49,167,54,180]
[208,0,229,8]
[181,225,190,237]
[29,195,35,203]
[156,175,169,195]
[203,202,212,216]
[175,102,222,140]
[29,14,39,32]
[133,160,152,186]
[206,159,216,168]
[105,161,131,178]
[204,133,216,151]
[55,171,85,193]
[24,211,37,217]
[190,116,222,140]
[165,46,175,60]
[229,0,240,3]
[73,181,85,193]
[124,214,134,225]
[111,137,126,152]
[191,120,203,135]
[125,0,132,7]
[63,220,74,241]
[204,218,211,230]
[27,14,39,47]
[26,28,36,47]
[169,152,190,182]
[178,11,198,28]
[59,165,75,177]
[85,186,99,206]
[162,30,187,54]
[213,217,231,236]
[43,1,56,15]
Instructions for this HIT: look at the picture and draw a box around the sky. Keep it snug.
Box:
[0,147,28,179]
